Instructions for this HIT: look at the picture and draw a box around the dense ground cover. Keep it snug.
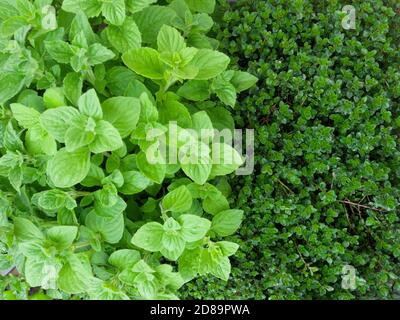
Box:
[184,0,400,299]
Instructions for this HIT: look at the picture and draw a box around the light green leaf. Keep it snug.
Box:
[78,89,103,119]
[43,87,66,109]
[216,241,239,257]
[106,17,141,53]
[230,71,258,92]
[65,117,96,152]
[131,222,164,252]
[157,25,186,53]
[47,148,91,188]
[122,47,165,79]
[159,98,192,128]
[41,106,80,143]
[177,80,210,101]
[213,78,237,107]
[205,106,234,132]
[102,97,141,138]
[161,185,192,213]
[184,0,215,14]
[25,257,61,289]
[211,143,244,176]
[179,214,211,242]
[14,217,44,242]
[47,226,78,248]
[189,49,230,80]
[126,0,157,13]
[109,249,141,269]
[206,249,231,281]
[26,124,57,156]
[10,103,40,129]
[44,40,74,64]
[63,72,83,106]
[120,170,151,195]
[0,73,25,104]
[102,0,126,25]
[87,43,115,65]
[132,5,176,45]
[202,191,229,215]
[161,233,185,261]
[136,151,166,184]
[89,120,123,154]
[86,210,124,244]
[178,248,200,281]
[211,209,244,236]
[57,254,93,294]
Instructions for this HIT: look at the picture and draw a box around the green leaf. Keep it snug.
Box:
[211,209,244,236]
[102,97,141,138]
[205,106,234,132]
[86,210,124,244]
[159,98,192,128]
[157,25,186,53]
[87,43,115,65]
[25,257,61,289]
[65,116,96,152]
[43,88,67,109]
[10,103,40,129]
[177,80,210,101]
[0,73,25,104]
[211,143,244,176]
[14,217,44,243]
[57,254,93,294]
[184,0,215,14]
[136,151,166,184]
[216,241,239,257]
[122,47,165,80]
[202,192,229,215]
[120,170,151,195]
[192,111,214,141]
[131,222,164,252]
[102,0,125,25]
[181,159,212,185]
[44,41,74,64]
[213,78,237,107]
[89,120,123,153]
[139,92,158,122]
[204,248,231,281]
[78,89,103,119]
[161,233,185,261]
[26,124,57,156]
[162,185,192,213]
[63,72,83,106]
[178,248,201,281]
[108,249,141,269]
[189,49,230,80]
[106,17,141,53]
[230,71,258,92]
[41,107,80,143]
[179,214,211,242]
[126,0,157,13]
[132,5,176,45]
[62,0,102,17]
[47,226,78,248]
[47,148,91,188]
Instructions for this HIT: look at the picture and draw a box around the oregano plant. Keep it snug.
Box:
[0,0,257,300]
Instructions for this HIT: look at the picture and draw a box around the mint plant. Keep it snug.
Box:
[0,0,257,300]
